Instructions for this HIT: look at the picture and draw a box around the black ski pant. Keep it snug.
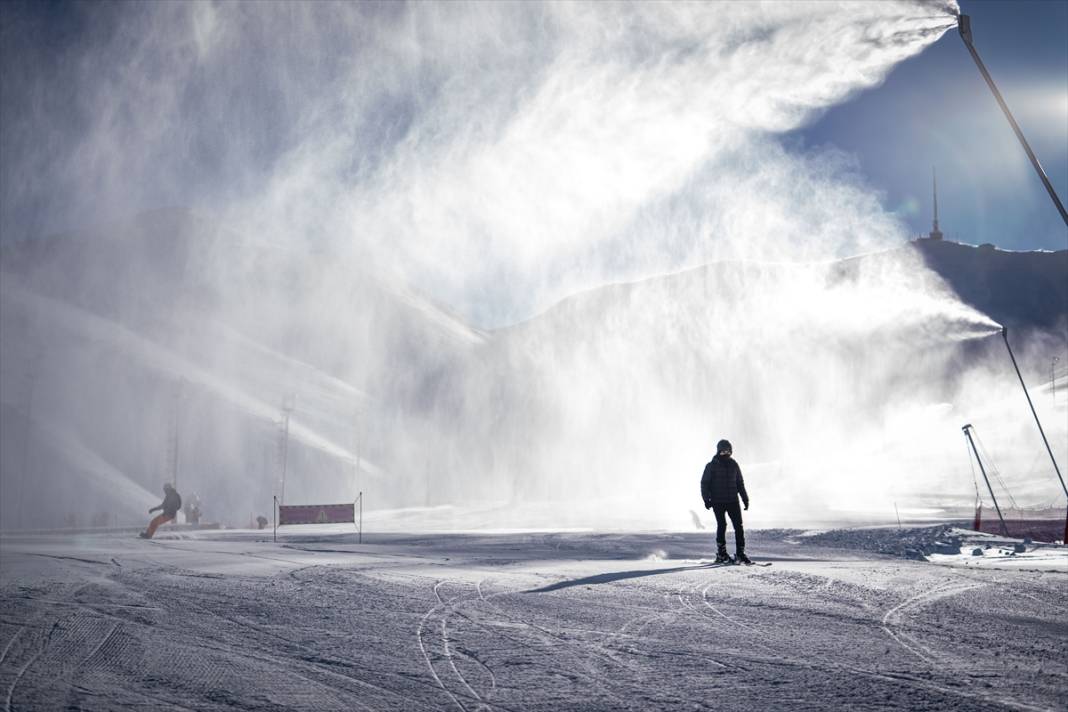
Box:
[711,502,745,555]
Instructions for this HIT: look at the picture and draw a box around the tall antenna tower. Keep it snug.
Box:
[928,167,944,241]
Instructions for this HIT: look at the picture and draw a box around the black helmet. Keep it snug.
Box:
[717,439,732,455]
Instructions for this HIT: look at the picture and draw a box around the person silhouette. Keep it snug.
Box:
[701,439,750,564]
[141,483,182,539]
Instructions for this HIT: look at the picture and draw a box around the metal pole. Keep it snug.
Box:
[354,412,361,501]
[1002,328,1067,499]
[279,396,294,505]
[963,424,1008,536]
[16,368,38,531]
[958,15,1068,227]
[1052,357,1060,403]
[280,412,289,505]
[171,379,185,490]
[273,495,277,543]
[358,491,363,545]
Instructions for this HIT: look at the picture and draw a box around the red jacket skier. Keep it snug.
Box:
[141,483,181,539]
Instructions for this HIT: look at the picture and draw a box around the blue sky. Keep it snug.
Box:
[792,0,1068,252]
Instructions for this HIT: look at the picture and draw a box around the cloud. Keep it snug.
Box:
[3,1,959,325]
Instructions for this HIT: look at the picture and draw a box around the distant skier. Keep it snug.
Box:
[140,483,181,539]
[183,492,202,525]
[701,439,751,564]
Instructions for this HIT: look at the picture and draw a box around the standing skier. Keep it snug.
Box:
[701,439,751,564]
[141,483,181,539]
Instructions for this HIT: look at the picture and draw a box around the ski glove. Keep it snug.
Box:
[704,500,712,510]
[744,501,749,511]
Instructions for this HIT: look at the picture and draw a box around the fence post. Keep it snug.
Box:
[273,496,277,543]
[358,491,363,544]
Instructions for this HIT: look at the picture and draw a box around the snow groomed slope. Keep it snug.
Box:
[1,528,1063,710]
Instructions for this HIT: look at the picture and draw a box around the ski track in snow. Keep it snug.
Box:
[468,578,637,707]
[0,530,1065,711]
[0,627,25,669]
[417,581,472,712]
[880,580,983,666]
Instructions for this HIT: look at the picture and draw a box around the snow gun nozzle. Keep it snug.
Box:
[958,14,973,45]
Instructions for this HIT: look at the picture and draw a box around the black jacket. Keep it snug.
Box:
[701,455,748,507]
[151,489,182,517]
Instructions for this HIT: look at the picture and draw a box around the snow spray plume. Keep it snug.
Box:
[11,1,1063,530]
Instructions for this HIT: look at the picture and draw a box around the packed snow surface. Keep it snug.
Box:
[1,528,1065,711]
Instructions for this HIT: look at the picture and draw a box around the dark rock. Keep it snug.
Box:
[971,548,984,556]
[1013,543,1026,553]
[798,524,956,561]
[933,541,961,555]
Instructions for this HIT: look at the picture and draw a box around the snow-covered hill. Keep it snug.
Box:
[1,211,1064,530]
[449,242,1065,524]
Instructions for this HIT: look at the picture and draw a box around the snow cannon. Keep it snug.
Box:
[963,9,1068,540]
[957,13,972,45]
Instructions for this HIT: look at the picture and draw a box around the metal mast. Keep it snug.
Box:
[1001,327,1068,544]
[167,378,185,489]
[278,395,295,505]
[958,14,1068,227]
[962,424,1008,536]
[17,366,38,530]
[929,167,943,240]
[1002,328,1066,499]
[999,326,1068,499]
[932,168,939,234]
[354,414,363,500]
